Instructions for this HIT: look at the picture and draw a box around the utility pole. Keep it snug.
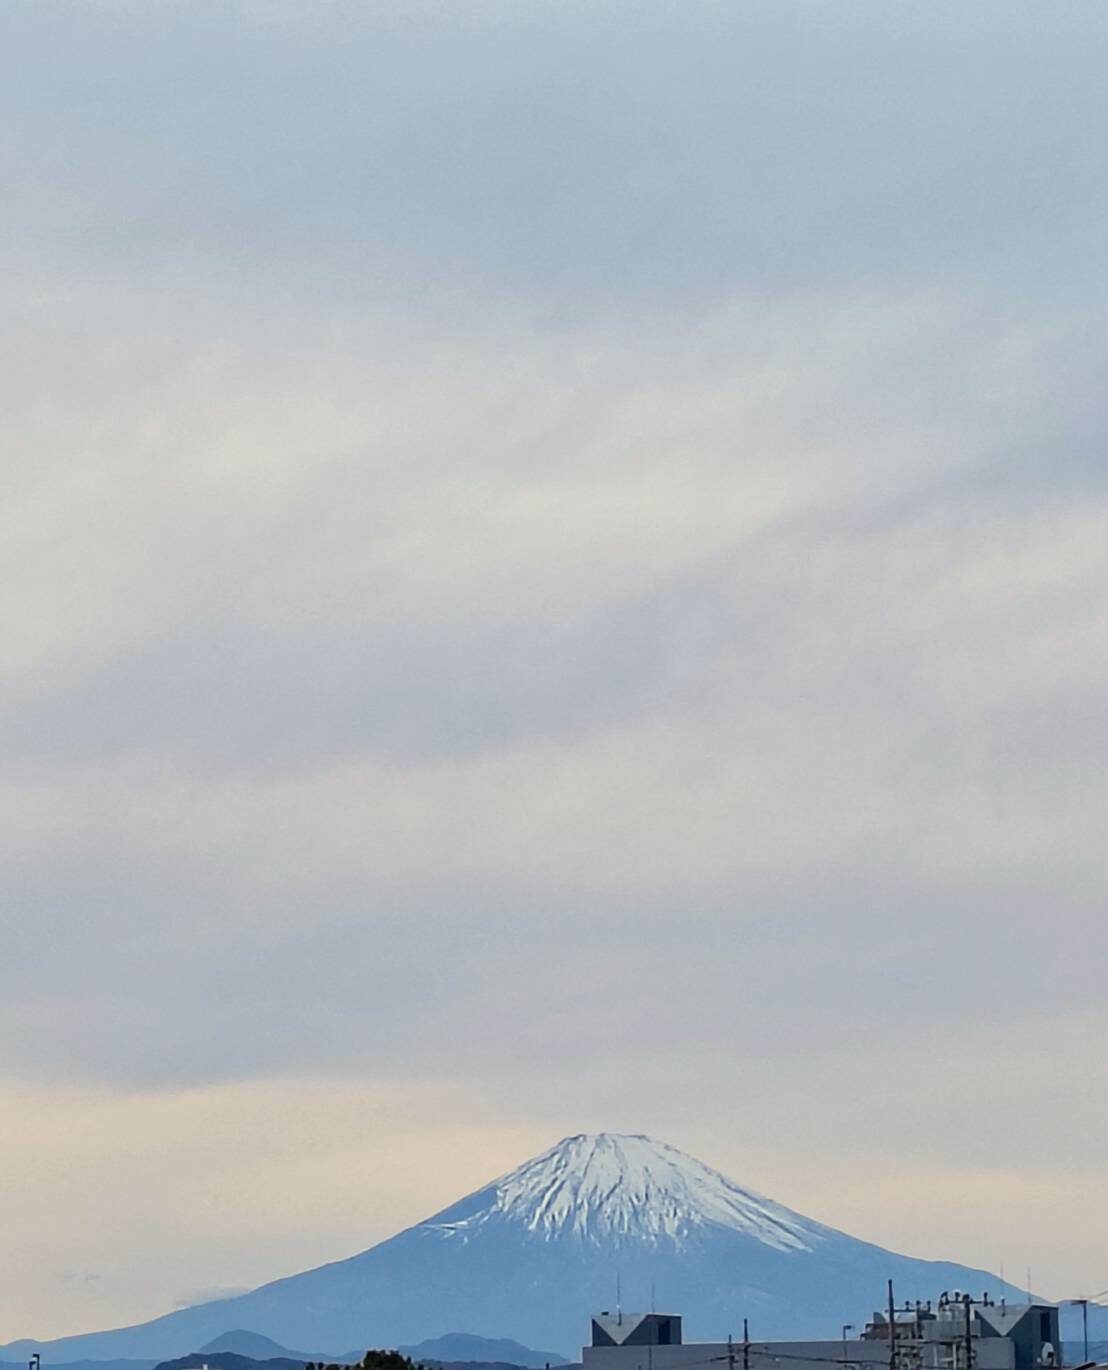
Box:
[728,1334,735,1370]
[888,1280,897,1370]
[963,1293,973,1370]
[743,1317,750,1370]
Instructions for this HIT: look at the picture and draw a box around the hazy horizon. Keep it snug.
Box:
[3,0,1107,1341]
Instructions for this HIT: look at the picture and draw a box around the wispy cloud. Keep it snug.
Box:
[2,0,1107,1343]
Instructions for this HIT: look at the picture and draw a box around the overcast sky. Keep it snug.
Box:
[4,0,1108,1343]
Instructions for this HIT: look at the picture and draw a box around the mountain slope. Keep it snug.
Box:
[1,1133,1014,1360]
[196,1334,344,1362]
[396,1336,569,1368]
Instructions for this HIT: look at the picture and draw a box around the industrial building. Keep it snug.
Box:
[584,1296,1062,1370]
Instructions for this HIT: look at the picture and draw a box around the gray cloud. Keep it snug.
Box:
[3,236,1107,1091]
[4,2,1108,312]
[2,0,1108,1333]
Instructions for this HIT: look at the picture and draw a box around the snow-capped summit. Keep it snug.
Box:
[427,1133,823,1252]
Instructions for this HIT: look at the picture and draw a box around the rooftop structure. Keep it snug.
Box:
[863,1294,1061,1370]
[592,1315,683,1348]
[584,1296,1062,1370]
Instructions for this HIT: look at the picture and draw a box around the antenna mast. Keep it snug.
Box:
[963,1293,973,1370]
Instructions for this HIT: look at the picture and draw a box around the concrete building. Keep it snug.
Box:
[583,1297,1062,1370]
[592,1315,684,1349]
[862,1294,1061,1370]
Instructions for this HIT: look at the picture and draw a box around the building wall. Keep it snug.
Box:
[583,1338,1016,1370]
[1003,1308,1061,1370]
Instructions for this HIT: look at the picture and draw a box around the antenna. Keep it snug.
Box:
[651,1280,656,1313]
[963,1292,973,1370]
[617,1272,622,1326]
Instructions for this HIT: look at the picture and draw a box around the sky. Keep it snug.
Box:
[3,0,1108,1342]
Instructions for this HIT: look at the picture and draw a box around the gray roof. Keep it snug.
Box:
[976,1305,1036,1338]
[592,1314,675,1347]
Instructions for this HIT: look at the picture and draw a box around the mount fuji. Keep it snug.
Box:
[2,1134,1021,1362]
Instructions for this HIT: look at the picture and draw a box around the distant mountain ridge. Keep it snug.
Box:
[397,1336,569,1367]
[1,1133,1088,1359]
[147,1348,565,1370]
[0,1361,158,1370]
[151,1354,303,1370]
[188,1332,565,1368]
[197,1334,352,1363]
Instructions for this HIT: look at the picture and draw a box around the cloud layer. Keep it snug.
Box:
[3,0,1108,1341]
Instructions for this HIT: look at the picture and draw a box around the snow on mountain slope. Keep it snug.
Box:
[425,1134,824,1251]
